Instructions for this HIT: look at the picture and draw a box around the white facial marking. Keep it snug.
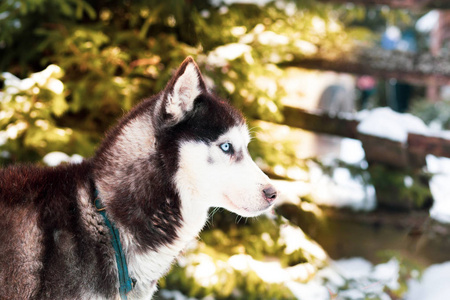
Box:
[175,125,275,217]
[93,58,277,299]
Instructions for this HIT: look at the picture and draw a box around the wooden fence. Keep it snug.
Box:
[260,106,450,168]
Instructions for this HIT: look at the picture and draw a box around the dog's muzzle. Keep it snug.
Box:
[263,185,278,204]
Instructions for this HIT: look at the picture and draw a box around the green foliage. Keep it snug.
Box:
[0,0,96,73]
[334,3,417,38]
[162,258,294,300]
[1,66,77,161]
[247,121,307,171]
[0,2,433,299]
[377,250,424,298]
[159,213,325,299]
[0,0,198,164]
[308,157,432,210]
[1,0,365,167]
[409,99,450,130]
[369,164,432,210]
[201,212,313,267]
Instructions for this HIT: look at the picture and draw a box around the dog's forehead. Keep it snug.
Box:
[218,125,250,147]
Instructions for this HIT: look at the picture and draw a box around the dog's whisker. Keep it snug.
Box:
[208,207,220,220]
[235,215,244,224]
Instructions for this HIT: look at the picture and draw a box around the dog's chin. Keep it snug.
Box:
[221,196,273,218]
[232,206,272,218]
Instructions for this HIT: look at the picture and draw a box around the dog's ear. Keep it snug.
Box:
[162,57,207,124]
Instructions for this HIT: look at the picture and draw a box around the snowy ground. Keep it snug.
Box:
[159,256,402,300]
[273,137,376,211]
[425,155,450,224]
[271,107,450,299]
[405,261,450,300]
[159,256,450,300]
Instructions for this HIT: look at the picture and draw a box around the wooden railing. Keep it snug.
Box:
[259,106,450,168]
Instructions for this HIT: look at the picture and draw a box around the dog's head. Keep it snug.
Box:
[156,57,277,217]
[95,57,277,219]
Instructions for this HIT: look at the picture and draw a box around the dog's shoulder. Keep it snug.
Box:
[0,159,119,299]
[0,160,94,207]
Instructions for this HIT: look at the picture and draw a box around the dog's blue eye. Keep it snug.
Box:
[220,143,232,153]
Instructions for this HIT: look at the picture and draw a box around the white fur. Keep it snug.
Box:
[175,124,274,217]
[96,60,275,299]
[121,124,274,299]
[97,113,156,205]
[122,197,209,299]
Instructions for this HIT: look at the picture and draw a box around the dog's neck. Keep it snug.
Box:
[93,110,212,297]
[90,85,226,297]
[119,193,210,298]
[94,167,210,298]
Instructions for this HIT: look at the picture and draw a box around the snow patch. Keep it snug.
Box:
[43,151,83,166]
[272,179,310,205]
[357,107,428,143]
[372,259,400,290]
[339,138,365,165]
[426,155,450,223]
[159,290,197,300]
[405,261,450,300]
[286,281,329,300]
[185,253,218,287]
[279,224,327,261]
[292,257,400,300]
[228,254,316,283]
[333,257,373,280]
[257,31,289,45]
[2,65,64,95]
[207,43,252,67]
[416,10,439,33]
[309,163,376,211]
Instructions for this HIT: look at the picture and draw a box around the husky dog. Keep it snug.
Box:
[0,57,277,299]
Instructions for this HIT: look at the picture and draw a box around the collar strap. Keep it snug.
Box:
[94,190,136,299]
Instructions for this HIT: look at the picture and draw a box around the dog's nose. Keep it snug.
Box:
[263,185,277,203]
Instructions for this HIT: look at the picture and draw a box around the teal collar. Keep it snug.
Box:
[94,190,135,299]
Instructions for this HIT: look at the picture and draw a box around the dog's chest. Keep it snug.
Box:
[125,203,209,298]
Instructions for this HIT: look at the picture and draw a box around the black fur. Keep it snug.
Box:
[0,57,246,299]
[93,63,244,253]
[0,162,117,299]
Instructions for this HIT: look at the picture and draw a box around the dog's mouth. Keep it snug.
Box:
[222,194,273,216]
